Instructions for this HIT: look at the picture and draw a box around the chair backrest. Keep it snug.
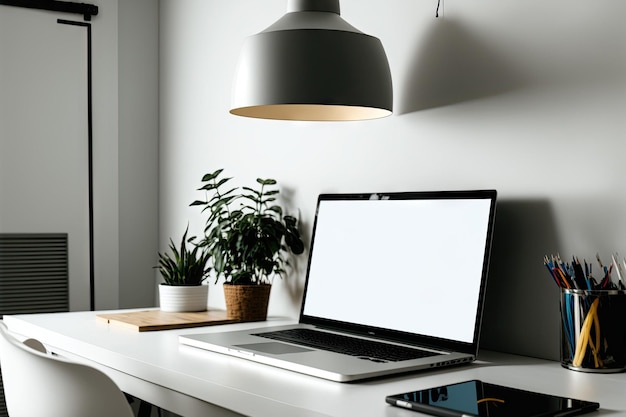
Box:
[0,321,134,417]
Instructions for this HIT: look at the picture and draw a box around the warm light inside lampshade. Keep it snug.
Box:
[231,105,391,122]
[230,0,393,121]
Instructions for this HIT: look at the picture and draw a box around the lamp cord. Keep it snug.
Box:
[436,0,443,17]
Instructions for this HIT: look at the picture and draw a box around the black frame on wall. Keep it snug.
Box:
[57,18,95,311]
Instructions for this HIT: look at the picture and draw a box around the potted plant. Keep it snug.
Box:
[191,169,305,321]
[156,226,212,312]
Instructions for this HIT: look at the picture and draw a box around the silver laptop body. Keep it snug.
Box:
[180,190,497,382]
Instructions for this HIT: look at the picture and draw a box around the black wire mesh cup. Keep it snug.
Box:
[560,289,626,373]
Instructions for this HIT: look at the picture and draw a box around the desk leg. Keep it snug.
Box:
[138,400,160,417]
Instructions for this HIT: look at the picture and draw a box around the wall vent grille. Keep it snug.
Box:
[0,233,69,315]
[0,233,70,417]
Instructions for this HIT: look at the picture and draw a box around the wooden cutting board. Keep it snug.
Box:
[96,309,236,332]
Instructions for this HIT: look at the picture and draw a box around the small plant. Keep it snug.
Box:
[191,169,304,285]
[157,227,211,286]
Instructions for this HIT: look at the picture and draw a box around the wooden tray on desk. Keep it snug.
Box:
[96,309,236,332]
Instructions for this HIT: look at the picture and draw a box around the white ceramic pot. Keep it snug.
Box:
[159,284,208,312]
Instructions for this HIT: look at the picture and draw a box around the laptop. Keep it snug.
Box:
[180,190,497,382]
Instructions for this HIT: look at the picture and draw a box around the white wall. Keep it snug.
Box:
[117,0,160,308]
[0,0,159,310]
[0,0,160,310]
[91,0,121,310]
[89,0,160,309]
[159,0,626,360]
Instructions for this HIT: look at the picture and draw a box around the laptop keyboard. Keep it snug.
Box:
[253,328,439,362]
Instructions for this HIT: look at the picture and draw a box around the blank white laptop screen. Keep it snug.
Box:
[302,197,492,344]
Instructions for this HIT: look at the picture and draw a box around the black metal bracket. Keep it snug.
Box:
[0,0,98,21]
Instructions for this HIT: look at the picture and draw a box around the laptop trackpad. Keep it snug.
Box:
[235,342,312,355]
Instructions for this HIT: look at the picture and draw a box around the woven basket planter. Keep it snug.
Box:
[223,283,271,322]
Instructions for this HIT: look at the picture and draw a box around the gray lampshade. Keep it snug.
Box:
[230,0,393,121]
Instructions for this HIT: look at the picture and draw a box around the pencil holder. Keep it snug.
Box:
[560,289,626,373]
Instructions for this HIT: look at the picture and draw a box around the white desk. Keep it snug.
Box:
[3,310,624,417]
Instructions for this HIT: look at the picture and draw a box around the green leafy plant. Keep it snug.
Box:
[157,226,211,286]
[191,169,305,285]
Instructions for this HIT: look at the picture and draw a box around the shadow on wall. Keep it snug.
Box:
[279,185,309,312]
[399,18,526,114]
[480,199,563,361]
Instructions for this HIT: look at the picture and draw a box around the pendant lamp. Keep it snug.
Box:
[230,0,393,121]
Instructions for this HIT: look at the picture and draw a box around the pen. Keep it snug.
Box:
[572,257,587,290]
[596,253,603,267]
[545,253,626,291]
[544,259,562,288]
[583,258,591,290]
[612,253,625,290]
[595,253,610,288]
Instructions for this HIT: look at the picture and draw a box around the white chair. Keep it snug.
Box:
[0,321,134,417]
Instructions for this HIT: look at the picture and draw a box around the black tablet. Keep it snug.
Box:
[386,380,599,417]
